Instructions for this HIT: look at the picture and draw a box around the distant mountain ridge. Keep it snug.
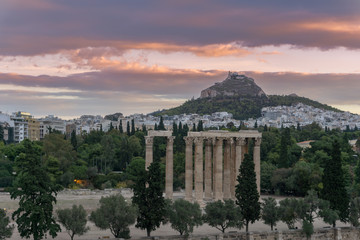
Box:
[155,73,341,120]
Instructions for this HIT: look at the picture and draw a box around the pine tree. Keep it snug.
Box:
[235,153,260,232]
[10,140,62,240]
[131,119,135,135]
[132,161,165,237]
[119,120,123,133]
[321,139,349,226]
[70,130,77,150]
[126,121,130,136]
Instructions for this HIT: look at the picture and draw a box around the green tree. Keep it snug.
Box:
[0,125,3,143]
[166,199,202,236]
[90,194,136,239]
[321,139,349,226]
[235,153,260,232]
[56,205,89,240]
[279,198,298,229]
[279,127,291,168]
[125,157,146,184]
[197,120,204,131]
[132,160,166,236]
[10,139,62,240]
[349,197,360,227]
[0,209,13,240]
[126,121,130,136]
[203,199,243,233]
[70,130,77,150]
[119,120,123,133]
[261,197,280,230]
[158,116,165,130]
[109,122,114,131]
[131,119,135,135]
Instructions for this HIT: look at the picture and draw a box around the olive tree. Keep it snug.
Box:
[56,205,89,240]
[90,194,137,239]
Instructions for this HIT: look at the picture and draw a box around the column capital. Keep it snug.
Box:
[227,138,235,145]
[193,137,204,145]
[183,136,193,145]
[167,136,175,144]
[145,136,154,144]
[235,137,246,146]
[254,137,262,146]
[205,138,213,146]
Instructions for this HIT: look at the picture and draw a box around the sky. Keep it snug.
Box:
[1,0,360,119]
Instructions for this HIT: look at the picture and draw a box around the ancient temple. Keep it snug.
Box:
[145,130,262,203]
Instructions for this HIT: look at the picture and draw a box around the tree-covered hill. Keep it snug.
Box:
[155,95,341,120]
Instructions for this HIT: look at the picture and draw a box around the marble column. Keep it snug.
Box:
[165,136,175,199]
[230,138,236,199]
[194,137,204,204]
[184,137,193,201]
[214,137,224,201]
[253,137,261,194]
[204,138,213,199]
[145,136,154,170]
[212,138,217,199]
[223,139,231,199]
[235,137,246,179]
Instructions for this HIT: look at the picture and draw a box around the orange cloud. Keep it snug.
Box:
[298,18,360,33]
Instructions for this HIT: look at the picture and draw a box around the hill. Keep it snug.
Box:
[154,72,341,120]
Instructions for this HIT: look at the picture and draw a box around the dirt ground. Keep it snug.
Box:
[0,190,347,240]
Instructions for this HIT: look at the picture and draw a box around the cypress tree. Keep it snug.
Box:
[254,121,258,129]
[172,121,178,136]
[131,119,135,135]
[321,139,349,226]
[158,116,165,130]
[119,120,123,133]
[192,123,196,132]
[178,122,183,135]
[263,124,268,132]
[279,127,291,168]
[297,123,301,131]
[235,153,260,232]
[154,123,158,130]
[197,120,204,131]
[126,121,130,136]
[142,124,147,134]
[70,130,77,150]
[0,124,4,142]
[109,122,114,131]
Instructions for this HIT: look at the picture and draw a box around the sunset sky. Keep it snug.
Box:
[1,0,360,119]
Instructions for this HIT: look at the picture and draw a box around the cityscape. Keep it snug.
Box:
[2,101,360,144]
